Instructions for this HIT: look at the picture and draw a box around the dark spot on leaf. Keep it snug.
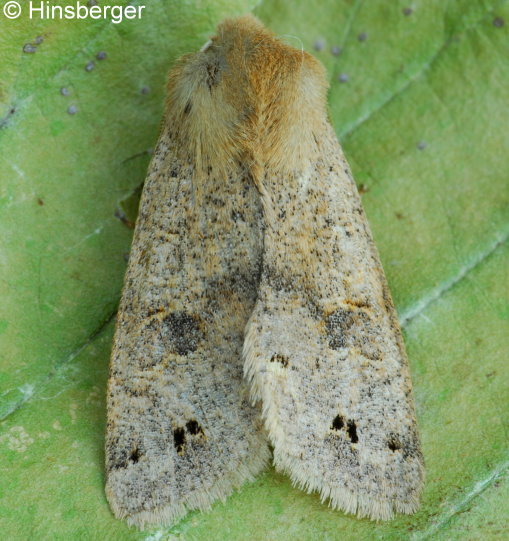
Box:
[141,86,150,95]
[60,87,70,97]
[493,16,504,27]
[331,45,342,56]
[96,51,107,60]
[403,7,413,16]
[337,73,349,83]
[67,105,78,115]
[358,32,367,42]
[314,39,325,51]
[37,198,44,206]
[174,427,186,454]
[331,415,345,430]
[23,43,37,54]
[347,420,358,443]
[417,140,427,150]
[85,61,95,72]
[35,36,44,45]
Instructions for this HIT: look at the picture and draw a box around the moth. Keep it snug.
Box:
[105,15,424,529]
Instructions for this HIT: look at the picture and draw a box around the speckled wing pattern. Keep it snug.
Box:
[244,119,424,520]
[106,14,423,528]
[105,120,269,528]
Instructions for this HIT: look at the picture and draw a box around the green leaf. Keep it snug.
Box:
[2,0,508,539]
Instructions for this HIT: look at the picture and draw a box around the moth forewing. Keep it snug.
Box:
[242,36,424,523]
[105,25,271,528]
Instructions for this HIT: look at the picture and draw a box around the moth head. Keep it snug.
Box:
[166,15,328,176]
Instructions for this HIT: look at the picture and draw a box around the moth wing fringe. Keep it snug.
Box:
[107,447,270,529]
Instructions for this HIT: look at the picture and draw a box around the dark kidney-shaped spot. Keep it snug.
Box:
[326,309,355,349]
[162,312,202,356]
[325,306,382,360]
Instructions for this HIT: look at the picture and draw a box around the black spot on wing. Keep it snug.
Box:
[388,434,402,452]
[186,419,205,436]
[108,440,143,470]
[270,354,289,367]
[129,447,141,463]
[347,420,358,443]
[331,415,345,430]
[173,427,186,454]
[330,415,359,444]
